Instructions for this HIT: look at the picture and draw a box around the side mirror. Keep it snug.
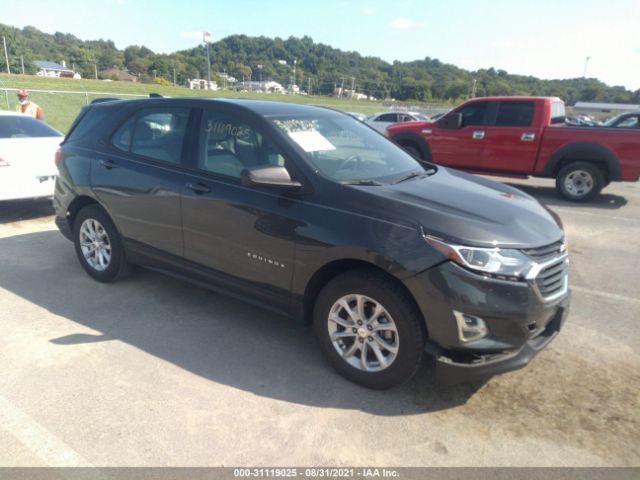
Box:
[438,112,463,129]
[240,165,303,189]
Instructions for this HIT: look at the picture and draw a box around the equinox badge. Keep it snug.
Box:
[247,252,286,269]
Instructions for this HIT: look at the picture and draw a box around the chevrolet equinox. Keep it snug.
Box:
[54,98,570,389]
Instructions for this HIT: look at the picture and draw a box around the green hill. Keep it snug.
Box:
[1,23,638,106]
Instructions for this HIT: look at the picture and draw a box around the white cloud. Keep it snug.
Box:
[389,18,425,30]
[363,7,378,16]
[179,31,204,40]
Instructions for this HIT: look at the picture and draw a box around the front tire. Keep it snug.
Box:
[73,205,132,283]
[556,162,604,202]
[313,269,425,389]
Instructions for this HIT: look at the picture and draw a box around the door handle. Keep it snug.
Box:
[521,132,536,142]
[99,159,117,170]
[185,182,210,194]
[472,130,485,140]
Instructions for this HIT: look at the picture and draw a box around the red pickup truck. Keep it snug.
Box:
[387,96,640,201]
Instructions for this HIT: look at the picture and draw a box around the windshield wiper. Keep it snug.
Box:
[340,179,385,186]
[392,172,424,184]
[392,168,436,185]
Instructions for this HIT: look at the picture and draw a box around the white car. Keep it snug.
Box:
[0,111,63,201]
[365,111,429,134]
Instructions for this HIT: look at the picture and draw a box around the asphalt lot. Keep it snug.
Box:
[0,177,638,467]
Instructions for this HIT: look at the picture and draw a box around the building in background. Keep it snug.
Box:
[234,81,284,93]
[34,60,81,79]
[100,68,138,82]
[574,102,640,113]
[188,78,218,90]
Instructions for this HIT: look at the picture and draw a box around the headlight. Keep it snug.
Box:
[424,235,532,280]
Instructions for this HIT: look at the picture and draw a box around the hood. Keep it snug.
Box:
[387,120,435,135]
[351,167,564,249]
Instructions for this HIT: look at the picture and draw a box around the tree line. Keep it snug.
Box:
[1,23,638,105]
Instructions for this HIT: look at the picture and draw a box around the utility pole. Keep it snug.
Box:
[291,59,297,90]
[308,77,311,96]
[20,55,24,75]
[471,78,477,98]
[350,76,355,99]
[93,59,98,80]
[583,56,591,78]
[340,76,345,99]
[173,68,176,86]
[204,32,212,88]
[2,36,10,74]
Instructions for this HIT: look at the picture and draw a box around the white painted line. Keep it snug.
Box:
[571,285,640,305]
[0,394,92,467]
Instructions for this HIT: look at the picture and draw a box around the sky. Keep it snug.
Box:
[2,0,639,90]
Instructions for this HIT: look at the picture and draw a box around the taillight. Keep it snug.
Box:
[0,156,9,167]
[54,148,64,168]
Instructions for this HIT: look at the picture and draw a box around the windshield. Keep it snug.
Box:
[270,113,424,183]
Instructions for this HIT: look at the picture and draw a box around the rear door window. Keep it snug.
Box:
[112,108,190,164]
[457,102,488,127]
[495,101,535,127]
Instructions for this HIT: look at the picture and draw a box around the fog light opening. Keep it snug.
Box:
[454,311,488,343]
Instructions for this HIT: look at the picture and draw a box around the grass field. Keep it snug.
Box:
[0,74,401,133]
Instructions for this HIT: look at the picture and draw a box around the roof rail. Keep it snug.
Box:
[90,98,121,105]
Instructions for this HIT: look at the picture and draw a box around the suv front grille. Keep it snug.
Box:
[522,241,565,261]
[523,241,569,302]
[535,259,567,298]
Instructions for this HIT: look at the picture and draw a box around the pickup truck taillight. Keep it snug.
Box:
[54,148,64,167]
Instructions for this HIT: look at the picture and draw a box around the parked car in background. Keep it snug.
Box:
[54,97,569,389]
[0,111,63,201]
[387,96,640,202]
[603,112,640,129]
[366,111,429,133]
[429,112,447,121]
[345,112,367,122]
[565,115,599,127]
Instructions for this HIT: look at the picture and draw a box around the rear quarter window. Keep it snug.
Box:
[495,101,534,127]
[66,106,112,142]
[550,101,566,124]
[0,116,62,138]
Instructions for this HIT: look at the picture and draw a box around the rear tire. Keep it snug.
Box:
[313,269,425,389]
[556,161,604,202]
[73,205,132,283]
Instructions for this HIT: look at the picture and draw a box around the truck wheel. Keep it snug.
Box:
[556,162,604,202]
[73,205,132,283]
[313,269,425,389]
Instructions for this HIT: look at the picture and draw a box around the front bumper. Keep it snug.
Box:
[404,260,570,383]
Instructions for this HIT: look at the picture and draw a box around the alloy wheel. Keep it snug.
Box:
[79,218,112,271]
[327,294,399,372]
